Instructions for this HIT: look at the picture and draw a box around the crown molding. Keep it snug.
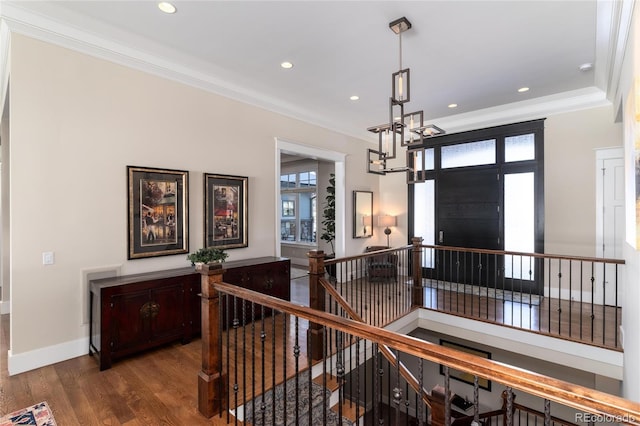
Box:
[0,2,369,142]
[432,87,611,135]
[0,18,10,119]
[0,2,623,142]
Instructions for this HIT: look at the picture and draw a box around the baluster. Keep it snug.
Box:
[590,263,595,343]
[293,317,300,425]
[544,398,551,426]
[579,261,584,341]
[271,313,276,426]
[241,296,247,426]
[281,308,287,425]
[306,324,313,426]
[474,375,480,425]
[547,259,552,335]
[444,365,451,426]
[602,261,606,346]
[405,382,410,426]
[232,296,238,422]
[373,343,379,424]
[505,386,514,426]
[393,349,402,426]
[418,358,424,426]
[613,265,618,348]
[356,336,361,421]
[558,260,565,336]
[337,330,344,425]
[251,300,256,423]
[569,260,573,339]
[259,306,266,425]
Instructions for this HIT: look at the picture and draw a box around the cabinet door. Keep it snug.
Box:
[272,261,291,300]
[109,289,150,354]
[149,282,185,342]
[186,274,201,338]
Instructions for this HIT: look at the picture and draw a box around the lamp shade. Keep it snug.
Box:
[377,215,397,228]
[362,215,373,226]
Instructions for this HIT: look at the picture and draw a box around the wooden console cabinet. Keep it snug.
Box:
[90,257,290,370]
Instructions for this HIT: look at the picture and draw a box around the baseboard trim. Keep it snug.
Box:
[8,336,89,376]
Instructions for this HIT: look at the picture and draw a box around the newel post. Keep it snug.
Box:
[197,263,227,418]
[307,250,326,361]
[412,237,424,308]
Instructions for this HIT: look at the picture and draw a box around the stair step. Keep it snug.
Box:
[313,373,340,392]
[332,400,364,423]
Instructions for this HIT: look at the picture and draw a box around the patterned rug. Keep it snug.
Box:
[0,402,57,426]
[242,373,352,425]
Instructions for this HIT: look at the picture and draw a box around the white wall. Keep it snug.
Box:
[545,107,622,256]
[6,34,379,373]
[378,105,623,258]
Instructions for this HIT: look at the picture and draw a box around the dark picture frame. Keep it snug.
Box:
[204,173,248,249]
[439,339,492,391]
[127,166,189,259]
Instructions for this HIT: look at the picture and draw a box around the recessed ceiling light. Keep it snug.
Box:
[158,2,176,14]
[518,87,530,93]
[280,61,294,69]
[448,103,458,108]
[350,95,360,101]
[579,63,593,72]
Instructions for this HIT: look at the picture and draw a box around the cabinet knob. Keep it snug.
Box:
[264,278,274,290]
[140,301,160,319]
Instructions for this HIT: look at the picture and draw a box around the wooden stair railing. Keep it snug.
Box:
[317,273,432,412]
[208,281,640,425]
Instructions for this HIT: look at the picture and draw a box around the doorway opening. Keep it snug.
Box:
[275,138,346,262]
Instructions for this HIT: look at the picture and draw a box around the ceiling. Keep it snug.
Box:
[1,1,623,141]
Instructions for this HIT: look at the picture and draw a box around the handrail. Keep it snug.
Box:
[323,245,412,265]
[317,275,432,409]
[422,243,625,264]
[213,281,640,425]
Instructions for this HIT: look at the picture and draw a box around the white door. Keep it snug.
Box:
[595,147,624,305]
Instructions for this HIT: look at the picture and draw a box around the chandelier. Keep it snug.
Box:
[366,17,445,184]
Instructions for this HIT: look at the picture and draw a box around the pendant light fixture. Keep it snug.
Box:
[367,17,445,183]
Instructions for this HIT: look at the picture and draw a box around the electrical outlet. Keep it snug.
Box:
[42,251,55,265]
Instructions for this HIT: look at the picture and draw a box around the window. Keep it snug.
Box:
[280,169,317,244]
[441,139,496,169]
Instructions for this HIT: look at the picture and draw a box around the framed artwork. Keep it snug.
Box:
[439,339,491,391]
[204,173,248,249]
[353,190,373,238]
[127,166,189,259]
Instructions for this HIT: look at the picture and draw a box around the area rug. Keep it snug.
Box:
[0,401,57,426]
[241,372,352,425]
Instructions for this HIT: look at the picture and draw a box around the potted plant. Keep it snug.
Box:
[320,173,336,279]
[320,173,335,255]
[187,247,229,270]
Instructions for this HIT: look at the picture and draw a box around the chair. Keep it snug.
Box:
[364,246,398,282]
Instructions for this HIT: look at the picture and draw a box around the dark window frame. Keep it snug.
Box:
[408,118,545,255]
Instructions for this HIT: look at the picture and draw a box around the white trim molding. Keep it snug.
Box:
[418,309,623,380]
[8,334,89,376]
